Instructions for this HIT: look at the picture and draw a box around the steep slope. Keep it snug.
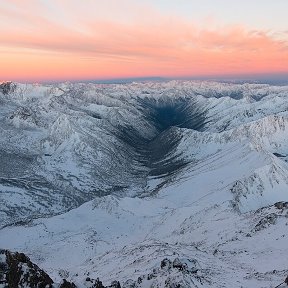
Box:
[0,81,208,227]
[0,249,54,288]
[1,81,288,287]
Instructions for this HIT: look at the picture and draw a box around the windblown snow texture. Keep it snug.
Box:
[1,81,288,288]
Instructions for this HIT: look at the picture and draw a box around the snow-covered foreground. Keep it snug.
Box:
[0,81,288,287]
[1,140,288,287]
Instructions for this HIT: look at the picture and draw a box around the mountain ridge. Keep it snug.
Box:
[1,80,288,287]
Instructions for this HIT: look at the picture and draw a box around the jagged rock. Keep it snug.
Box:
[59,278,77,288]
[109,280,121,288]
[274,202,288,210]
[173,258,188,271]
[122,279,135,288]
[9,106,33,120]
[122,258,204,288]
[161,258,172,270]
[0,249,53,288]
[253,213,278,232]
[0,81,15,95]
[91,277,105,288]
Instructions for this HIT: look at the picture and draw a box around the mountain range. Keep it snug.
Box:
[0,80,288,287]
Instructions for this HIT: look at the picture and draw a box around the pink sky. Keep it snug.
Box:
[0,0,287,82]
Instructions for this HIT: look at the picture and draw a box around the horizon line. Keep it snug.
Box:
[2,73,288,85]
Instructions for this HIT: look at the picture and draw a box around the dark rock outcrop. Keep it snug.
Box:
[0,81,15,95]
[0,249,53,288]
[274,201,288,210]
[59,278,77,288]
[0,250,205,288]
[123,258,204,288]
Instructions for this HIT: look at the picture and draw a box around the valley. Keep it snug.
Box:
[0,81,288,287]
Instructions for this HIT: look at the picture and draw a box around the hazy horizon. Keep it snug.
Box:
[3,73,287,86]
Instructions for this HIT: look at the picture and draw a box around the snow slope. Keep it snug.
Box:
[0,81,288,287]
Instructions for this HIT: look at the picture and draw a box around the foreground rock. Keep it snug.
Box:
[0,250,118,288]
[0,249,53,287]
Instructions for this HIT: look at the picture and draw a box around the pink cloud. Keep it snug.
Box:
[0,0,287,81]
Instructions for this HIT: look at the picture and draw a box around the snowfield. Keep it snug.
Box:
[0,80,288,287]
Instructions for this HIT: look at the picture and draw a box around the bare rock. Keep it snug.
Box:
[0,249,53,288]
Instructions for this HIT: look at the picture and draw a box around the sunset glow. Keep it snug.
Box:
[1,0,287,82]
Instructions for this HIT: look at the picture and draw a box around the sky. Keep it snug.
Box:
[0,0,287,82]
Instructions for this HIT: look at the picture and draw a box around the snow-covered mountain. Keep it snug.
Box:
[0,80,288,287]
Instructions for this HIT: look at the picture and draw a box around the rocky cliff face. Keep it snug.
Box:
[0,249,53,287]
